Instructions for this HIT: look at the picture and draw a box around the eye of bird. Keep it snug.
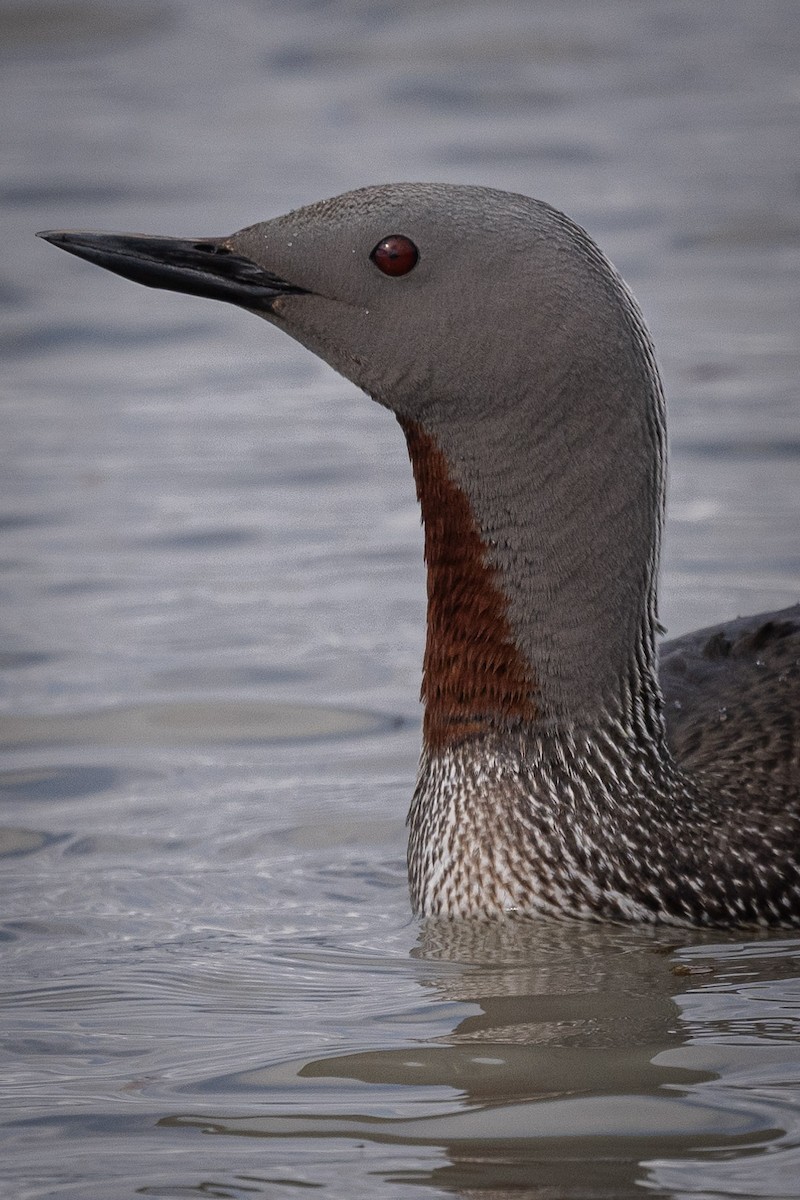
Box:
[369,235,419,277]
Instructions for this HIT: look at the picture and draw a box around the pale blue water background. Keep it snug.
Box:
[2,2,800,1197]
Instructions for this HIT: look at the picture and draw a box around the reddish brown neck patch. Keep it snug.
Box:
[400,419,538,751]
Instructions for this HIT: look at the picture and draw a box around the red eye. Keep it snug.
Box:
[370,235,419,277]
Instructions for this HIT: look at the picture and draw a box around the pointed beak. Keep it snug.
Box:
[36,230,308,312]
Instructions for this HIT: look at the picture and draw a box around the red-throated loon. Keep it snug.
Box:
[38,183,800,925]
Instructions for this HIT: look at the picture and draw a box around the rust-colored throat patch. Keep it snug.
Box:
[400,419,538,751]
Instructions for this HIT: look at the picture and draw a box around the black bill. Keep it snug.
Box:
[35,230,307,311]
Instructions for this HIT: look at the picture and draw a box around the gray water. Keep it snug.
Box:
[2,1,800,1197]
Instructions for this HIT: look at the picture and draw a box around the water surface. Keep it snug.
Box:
[2,1,800,1197]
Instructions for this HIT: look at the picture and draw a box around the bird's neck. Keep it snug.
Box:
[400,397,667,755]
[400,418,539,751]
